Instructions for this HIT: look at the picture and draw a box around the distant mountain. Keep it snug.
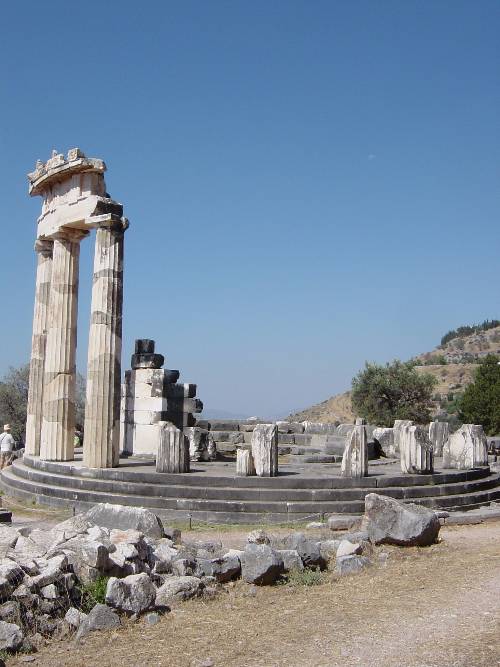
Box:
[288,324,500,424]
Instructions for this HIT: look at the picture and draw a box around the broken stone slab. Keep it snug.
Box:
[443,424,488,470]
[236,448,256,476]
[428,421,449,457]
[150,541,178,574]
[283,533,326,570]
[327,515,361,532]
[400,425,434,474]
[0,601,21,624]
[361,493,441,546]
[335,555,371,576]
[61,537,110,570]
[240,543,284,586]
[341,424,368,478]
[208,555,241,583]
[83,504,164,538]
[106,573,156,615]
[277,549,304,572]
[0,620,23,651]
[76,603,121,640]
[251,424,278,477]
[336,540,363,559]
[0,527,20,554]
[155,576,203,607]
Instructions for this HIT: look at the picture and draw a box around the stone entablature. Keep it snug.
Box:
[28,149,123,239]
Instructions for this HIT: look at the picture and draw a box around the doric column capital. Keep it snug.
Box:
[92,214,129,233]
[34,239,53,258]
[52,228,89,244]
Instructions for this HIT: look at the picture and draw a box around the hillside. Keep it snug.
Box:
[289,324,500,424]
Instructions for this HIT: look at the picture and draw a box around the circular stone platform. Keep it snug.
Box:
[2,455,500,524]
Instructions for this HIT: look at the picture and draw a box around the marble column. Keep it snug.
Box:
[83,219,126,468]
[25,240,53,457]
[40,231,84,461]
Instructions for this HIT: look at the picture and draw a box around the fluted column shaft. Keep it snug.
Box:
[25,240,53,456]
[83,220,126,468]
[40,232,83,461]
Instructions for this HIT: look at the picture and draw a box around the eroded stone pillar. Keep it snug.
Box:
[25,240,53,456]
[40,231,84,461]
[83,219,127,468]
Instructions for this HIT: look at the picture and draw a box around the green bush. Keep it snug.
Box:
[458,355,500,436]
[77,576,109,613]
[281,567,325,587]
[351,360,437,427]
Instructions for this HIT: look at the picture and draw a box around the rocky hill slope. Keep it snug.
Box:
[289,324,500,424]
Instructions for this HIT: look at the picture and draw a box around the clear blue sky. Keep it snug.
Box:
[1,1,498,418]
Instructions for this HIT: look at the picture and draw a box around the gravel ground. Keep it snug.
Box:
[5,520,500,667]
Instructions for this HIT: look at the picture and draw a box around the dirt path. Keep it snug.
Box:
[8,522,500,667]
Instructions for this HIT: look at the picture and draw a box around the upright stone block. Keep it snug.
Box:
[156,422,189,473]
[40,231,85,461]
[341,424,368,478]
[428,421,449,457]
[251,424,278,477]
[400,425,433,474]
[392,419,413,457]
[443,424,488,470]
[84,219,127,469]
[236,449,256,476]
[25,240,53,457]
[185,427,210,462]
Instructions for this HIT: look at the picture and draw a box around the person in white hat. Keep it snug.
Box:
[0,425,16,469]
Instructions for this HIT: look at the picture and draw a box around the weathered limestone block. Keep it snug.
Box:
[361,493,440,546]
[105,572,156,614]
[372,427,394,455]
[240,543,283,585]
[75,603,120,640]
[428,421,450,457]
[251,424,278,477]
[83,503,164,538]
[236,449,255,476]
[40,230,86,461]
[443,424,488,470]
[154,576,203,607]
[185,427,210,462]
[303,422,338,435]
[392,419,413,456]
[84,219,127,468]
[156,422,190,473]
[25,240,53,457]
[341,424,368,478]
[400,425,433,474]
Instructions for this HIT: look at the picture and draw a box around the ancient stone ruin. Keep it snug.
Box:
[25,149,127,468]
[120,339,202,457]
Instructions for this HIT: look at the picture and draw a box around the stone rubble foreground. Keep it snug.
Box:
[0,495,441,653]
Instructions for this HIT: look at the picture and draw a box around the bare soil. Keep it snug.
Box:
[8,521,500,667]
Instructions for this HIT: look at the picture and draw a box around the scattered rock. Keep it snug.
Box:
[305,522,325,530]
[277,550,303,572]
[76,604,120,640]
[155,576,203,607]
[246,529,270,545]
[335,555,371,576]
[84,503,164,538]
[106,573,156,615]
[65,607,87,628]
[0,620,23,650]
[361,493,441,546]
[241,543,283,586]
[144,612,160,626]
[283,533,326,570]
[327,516,361,532]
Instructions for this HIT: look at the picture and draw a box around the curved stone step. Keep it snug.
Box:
[2,459,500,524]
